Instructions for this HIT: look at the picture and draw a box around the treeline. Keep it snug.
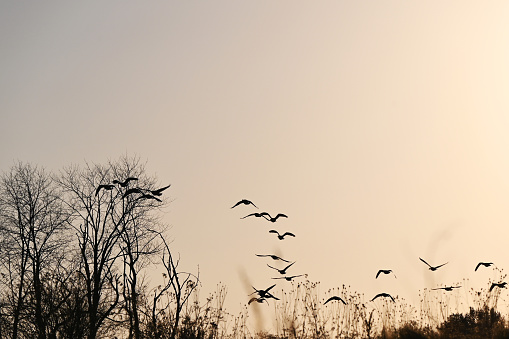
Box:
[0,157,201,339]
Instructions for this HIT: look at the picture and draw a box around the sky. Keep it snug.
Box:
[2,0,509,332]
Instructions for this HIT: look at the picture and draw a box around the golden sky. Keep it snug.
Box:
[2,1,509,331]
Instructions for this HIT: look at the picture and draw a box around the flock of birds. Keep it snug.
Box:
[231,199,302,306]
[95,177,171,203]
[231,199,508,307]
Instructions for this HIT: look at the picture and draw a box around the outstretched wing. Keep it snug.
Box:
[152,184,171,195]
[376,270,382,279]
[269,230,279,235]
[283,232,295,238]
[283,262,296,271]
[475,262,482,271]
[264,284,276,293]
[434,262,448,269]
[419,257,432,268]
[241,213,258,219]
[274,213,288,220]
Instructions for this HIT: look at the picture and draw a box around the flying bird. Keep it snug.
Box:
[324,296,347,305]
[267,262,295,275]
[231,199,258,209]
[269,230,295,240]
[433,286,461,291]
[122,188,144,199]
[489,282,507,292]
[113,177,138,187]
[95,184,115,196]
[419,257,448,271]
[475,262,494,271]
[241,213,269,219]
[371,293,395,302]
[261,212,288,222]
[376,270,397,279]
[250,284,277,299]
[272,274,305,281]
[149,184,171,196]
[255,254,291,263]
[248,297,268,305]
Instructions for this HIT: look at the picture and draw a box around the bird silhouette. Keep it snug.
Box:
[95,184,115,196]
[269,230,295,240]
[475,262,494,271]
[324,296,347,305]
[113,177,138,187]
[231,199,258,209]
[250,284,277,299]
[248,297,268,305]
[122,188,143,199]
[136,194,162,203]
[149,184,171,196]
[489,282,507,292]
[241,213,268,219]
[371,293,395,302]
[376,270,397,279]
[260,212,288,222]
[255,254,291,263]
[433,286,461,291]
[272,274,305,281]
[267,262,295,275]
[420,257,448,271]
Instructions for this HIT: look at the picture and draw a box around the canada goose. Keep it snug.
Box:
[271,274,305,281]
[113,177,138,187]
[241,213,268,219]
[95,184,115,196]
[433,286,461,291]
[376,270,397,279]
[269,230,295,240]
[475,262,494,271]
[489,282,507,292]
[248,297,268,305]
[231,199,258,209]
[420,257,448,271]
[260,212,288,222]
[267,262,295,275]
[371,293,395,302]
[250,284,280,300]
[149,184,171,196]
[255,254,291,263]
[122,188,143,199]
[324,296,347,305]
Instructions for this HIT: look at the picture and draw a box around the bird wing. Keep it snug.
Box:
[388,294,395,302]
[376,270,382,279]
[284,262,296,271]
[249,201,258,208]
[256,254,268,258]
[371,294,381,301]
[283,232,295,238]
[267,264,278,271]
[489,283,496,292]
[435,262,448,269]
[269,230,279,235]
[153,184,171,194]
[241,213,257,219]
[265,284,276,293]
[95,186,103,196]
[275,213,288,219]
[419,257,432,268]
[475,262,482,271]
[231,201,243,208]
[324,296,336,305]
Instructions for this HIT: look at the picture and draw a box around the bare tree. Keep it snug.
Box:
[56,156,166,339]
[0,162,70,339]
[144,232,199,339]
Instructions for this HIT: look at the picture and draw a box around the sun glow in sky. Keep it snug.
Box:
[2,1,509,331]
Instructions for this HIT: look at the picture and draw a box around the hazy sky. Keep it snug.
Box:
[2,1,509,331]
